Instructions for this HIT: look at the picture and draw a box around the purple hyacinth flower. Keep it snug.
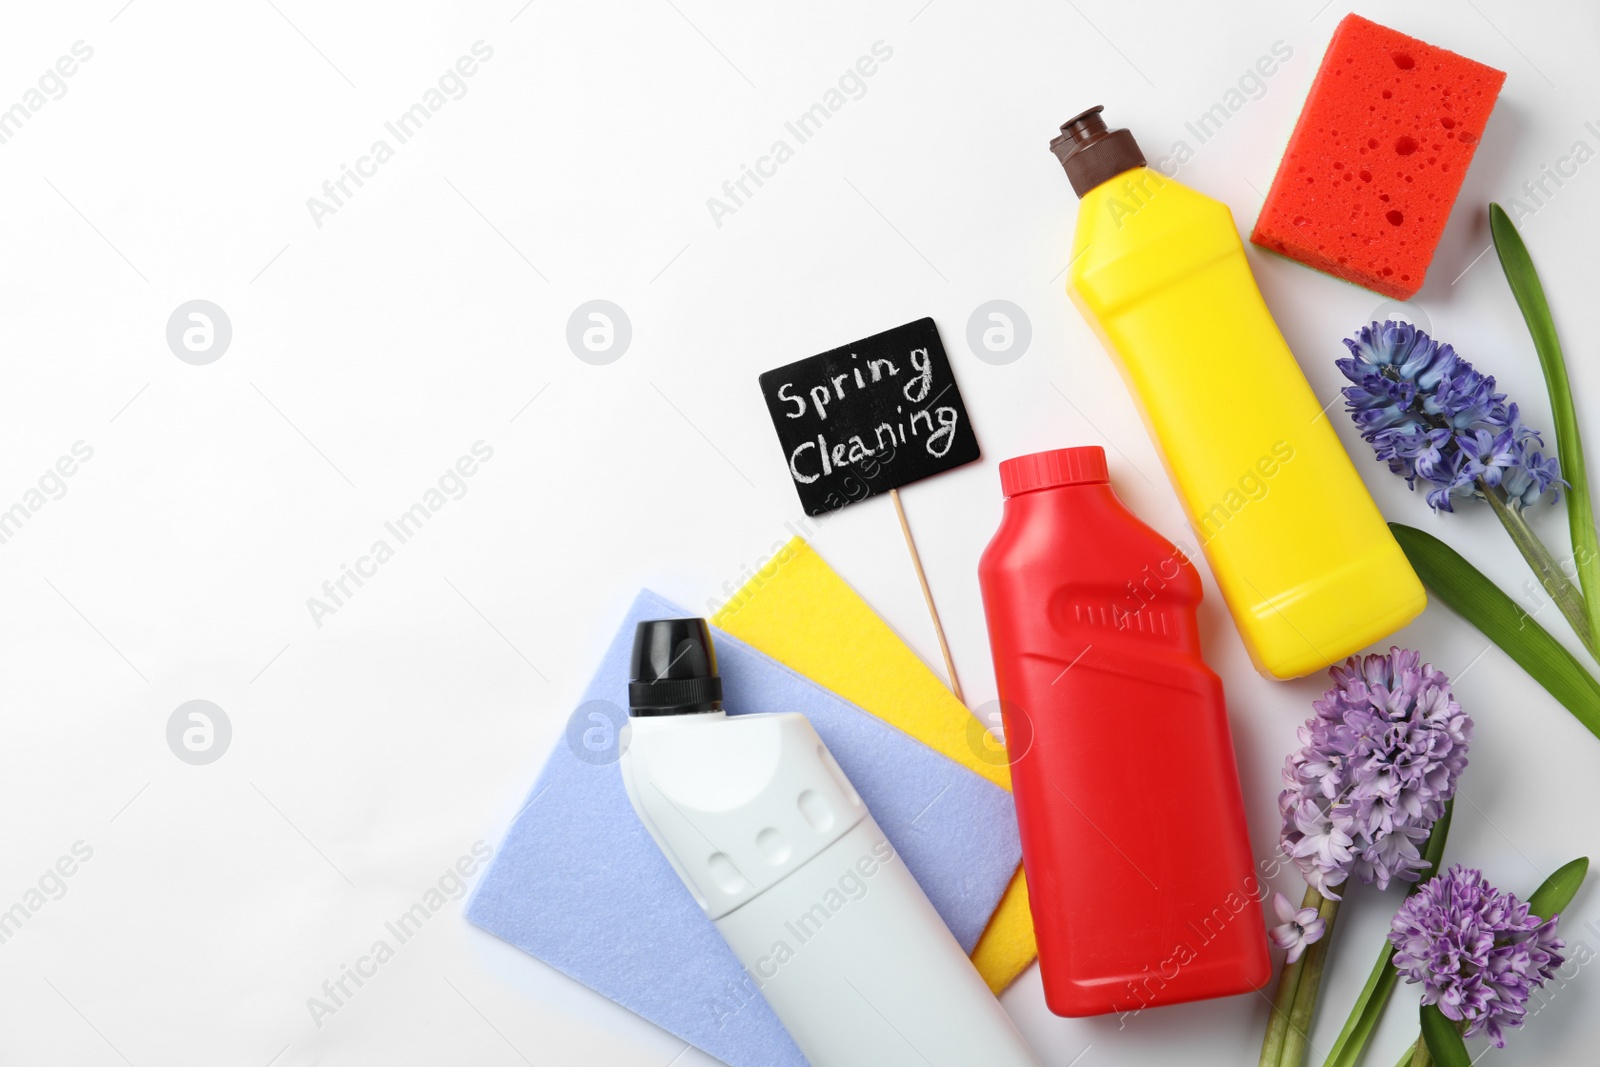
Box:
[1268,891,1326,964]
[1390,865,1566,1047]
[1278,649,1471,899]
[1338,321,1564,512]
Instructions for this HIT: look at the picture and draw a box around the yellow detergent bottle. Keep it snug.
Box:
[1051,106,1425,679]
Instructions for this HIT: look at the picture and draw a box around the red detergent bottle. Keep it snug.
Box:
[977,446,1269,1017]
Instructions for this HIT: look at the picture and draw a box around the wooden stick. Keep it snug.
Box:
[889,487,965,704]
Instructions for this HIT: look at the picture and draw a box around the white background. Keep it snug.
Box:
[2,1,1598,1064]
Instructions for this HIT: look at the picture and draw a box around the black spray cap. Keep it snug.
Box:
[1049,106,1146,198]
[628,618,724,716]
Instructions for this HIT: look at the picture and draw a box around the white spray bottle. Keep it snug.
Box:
[618,618,1038,1067]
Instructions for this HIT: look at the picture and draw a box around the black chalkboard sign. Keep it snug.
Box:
[759,318,980,516]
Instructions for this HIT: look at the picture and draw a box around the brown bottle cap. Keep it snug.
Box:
[1049,106,1146,198]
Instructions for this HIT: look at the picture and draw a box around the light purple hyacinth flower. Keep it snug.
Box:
[1268,892,1326,963]
[1390,865,1565,1047]
[1278,648,1471,900]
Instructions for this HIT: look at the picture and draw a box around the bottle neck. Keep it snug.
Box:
[627,709,728,732]
[1004,480,1115,512]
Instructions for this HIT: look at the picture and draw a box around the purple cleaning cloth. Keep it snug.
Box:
[466,589,1022,1067]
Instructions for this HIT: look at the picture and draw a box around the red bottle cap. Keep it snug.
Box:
[999,446,1108,497]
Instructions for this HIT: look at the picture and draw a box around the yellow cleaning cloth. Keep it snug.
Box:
[712,537,1038,992]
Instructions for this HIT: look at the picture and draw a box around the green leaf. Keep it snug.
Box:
[1419,1005,1471,1067]
[1321,801,1454,1067]
[1490,203,1600,644]
[1390,522,1600,740]
[1324,948,1397,1067]
[1527,856,1589,920]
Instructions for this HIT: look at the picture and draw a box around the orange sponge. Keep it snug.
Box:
[1251,14,1505,300]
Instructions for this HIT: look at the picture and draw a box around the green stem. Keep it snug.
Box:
[1260,884,1318,1066]
[1481,480,1597,657]
[1280,888,1341,1066]
[1320,800,1454,1067]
